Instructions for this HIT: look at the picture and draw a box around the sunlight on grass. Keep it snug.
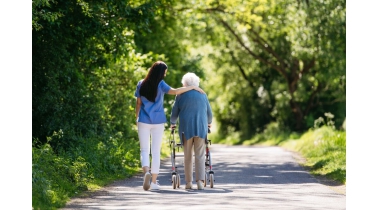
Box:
[281,126,346,184]
[213,123,346,185]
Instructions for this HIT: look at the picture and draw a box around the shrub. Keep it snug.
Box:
[32,131,141,209]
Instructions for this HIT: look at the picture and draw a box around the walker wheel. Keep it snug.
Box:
[176,174,181,188]
[172,175,177,189]
[204,173,207,187]
[209,173,214,188]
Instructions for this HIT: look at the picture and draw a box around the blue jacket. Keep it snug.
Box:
[170,90,213,142]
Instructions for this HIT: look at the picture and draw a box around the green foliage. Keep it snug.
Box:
[211,121,300,146]
[281,126,346,184]
[313,112,336,129]
[169,0,346,137]
[214,131,242,145]
[32,0,64,31]
[133,0,209,120]
[32,0,170,209]
[32,132,140,209]
[32,0,346,208]
[32,0,164,148]
[237,122,301,146]
[32,143,70,208]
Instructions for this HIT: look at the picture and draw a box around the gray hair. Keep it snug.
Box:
[181,72,200,87]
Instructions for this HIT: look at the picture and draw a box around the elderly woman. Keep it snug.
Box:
[170,72,213,190]
[135,62,205,191]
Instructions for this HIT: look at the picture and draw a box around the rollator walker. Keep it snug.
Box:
[168,126,215,189]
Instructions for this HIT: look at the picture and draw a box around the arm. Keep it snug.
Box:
[134,80,143,123]
[170,96,180,128]
[135,97,142,122]
[167,85,205,95]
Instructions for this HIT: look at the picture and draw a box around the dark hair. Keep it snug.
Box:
[140,61,168,102]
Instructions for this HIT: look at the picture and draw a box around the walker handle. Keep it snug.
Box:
[207,127,211,145]
[171,125,176,134]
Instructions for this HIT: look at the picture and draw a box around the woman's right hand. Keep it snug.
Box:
[192,86,205,94]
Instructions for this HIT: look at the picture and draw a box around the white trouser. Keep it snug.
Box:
[137,122,164,174]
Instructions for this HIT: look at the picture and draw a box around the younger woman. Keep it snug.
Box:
[134,61,204,190]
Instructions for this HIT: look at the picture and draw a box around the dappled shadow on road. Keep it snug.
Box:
[150,188,233,194]
[212,161,316,185]
[63,145,345,210]
[165,145,321,186]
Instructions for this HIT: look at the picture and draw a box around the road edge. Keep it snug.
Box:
[287,149,346,195]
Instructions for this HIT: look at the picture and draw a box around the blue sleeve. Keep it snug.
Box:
[170,95,180,124]
[160,80,171,93]
[205,95,213,124]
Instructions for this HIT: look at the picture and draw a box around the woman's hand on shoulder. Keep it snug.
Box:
[192,86,205,94]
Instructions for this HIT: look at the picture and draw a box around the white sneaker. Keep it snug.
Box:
[150,181,160,190]
[143,172,151,191]
[197,180,204,190]
[185,182,193,189]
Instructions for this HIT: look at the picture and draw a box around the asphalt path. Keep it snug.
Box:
[62,144,346,210]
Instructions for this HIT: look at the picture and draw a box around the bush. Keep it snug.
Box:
[32,132,141,209]
[242,122,301,146]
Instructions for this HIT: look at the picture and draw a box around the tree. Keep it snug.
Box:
[32,0,166,149]
[166,0,345,136]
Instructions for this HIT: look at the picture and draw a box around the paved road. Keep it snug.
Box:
[62,144,346,210]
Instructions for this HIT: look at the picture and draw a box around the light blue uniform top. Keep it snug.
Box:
[134,79,171,124]
[170,90,213,143]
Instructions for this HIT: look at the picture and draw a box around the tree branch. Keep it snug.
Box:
[246,27,287,70]
[218,18,288,82]
[176,6,232,14]
[228,43,255,88]
[289,58,315,93]
[304,82,323,116]
[301,58,315,75]
[289,58,300,93]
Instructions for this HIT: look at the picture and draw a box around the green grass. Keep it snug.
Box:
[280,126,346,184]
[232,123,346,185]
[32,128,180,210]
[33,123,345,210]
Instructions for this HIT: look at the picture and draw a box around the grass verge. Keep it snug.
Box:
[211,123,346,185]
[280,126,346,184]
